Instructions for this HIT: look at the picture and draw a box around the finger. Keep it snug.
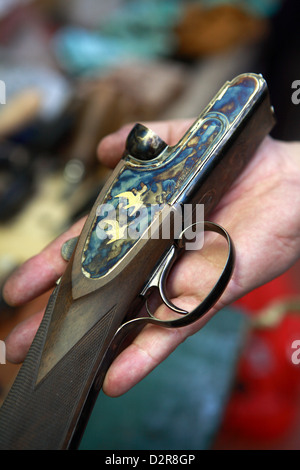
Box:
[102,297,220,397]
[5,309,44,363]
[2,217,86,307]
[97,119,194,168]
[4,227,232,366]
[102,224,242,397]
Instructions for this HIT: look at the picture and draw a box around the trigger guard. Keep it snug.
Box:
[145,221,235,328]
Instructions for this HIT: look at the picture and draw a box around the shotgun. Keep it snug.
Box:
[0,73,275,449]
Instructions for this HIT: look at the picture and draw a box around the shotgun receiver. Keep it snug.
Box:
[0,73,275,449]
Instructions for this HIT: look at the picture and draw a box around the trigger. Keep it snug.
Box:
[139,221,235,328]
[140,245,187,316]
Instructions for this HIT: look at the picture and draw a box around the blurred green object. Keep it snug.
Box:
[197,0,282,17]
[100,0,182,38]
[52,1,182,76]
[52,27,175,76]
[52,0,281,77]
[80,307,248,450]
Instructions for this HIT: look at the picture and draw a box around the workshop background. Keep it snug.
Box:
[0,0,300,450]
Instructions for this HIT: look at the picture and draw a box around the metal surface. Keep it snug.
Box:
[81,74,271,280]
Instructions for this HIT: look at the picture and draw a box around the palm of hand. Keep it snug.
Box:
[3,120,300,397]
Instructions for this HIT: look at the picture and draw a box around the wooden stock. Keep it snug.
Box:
[0,231,172,449]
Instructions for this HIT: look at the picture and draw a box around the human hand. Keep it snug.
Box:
[3,119,300,397]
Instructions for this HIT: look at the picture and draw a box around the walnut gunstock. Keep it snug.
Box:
[0,73,275,449]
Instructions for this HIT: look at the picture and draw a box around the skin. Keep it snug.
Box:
[2,119,300,397]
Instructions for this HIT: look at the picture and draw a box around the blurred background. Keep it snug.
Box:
[0,0,300,450]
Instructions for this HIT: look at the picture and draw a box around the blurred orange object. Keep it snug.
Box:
[175,4,268,57]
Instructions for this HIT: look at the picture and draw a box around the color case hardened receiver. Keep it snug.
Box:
[0,73,275,449]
